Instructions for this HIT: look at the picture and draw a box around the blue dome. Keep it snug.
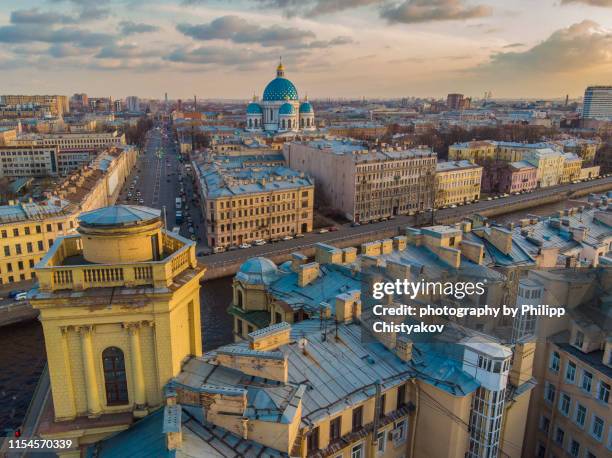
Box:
[246,102,263,115]
[299,101,313,113]
[79,205,160,228]
[279,103,295,115]
[236,257,278,285]
[263,77,298,101]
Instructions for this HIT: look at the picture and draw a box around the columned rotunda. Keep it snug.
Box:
[246,62,315,133]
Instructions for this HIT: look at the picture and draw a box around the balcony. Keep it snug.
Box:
[35,231,198,292]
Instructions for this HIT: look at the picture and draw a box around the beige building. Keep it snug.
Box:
[560,153,583,183]
[30,205,205,455]
[10,131,125,150]
[193,153,314,248]
[0,145,60,177]
[1,94,69,117]
[284,139,437,223]
[0,146,137,285]
[0,127,17,145]
[435,160,482,207]
[524,148,565,188]
[519,268,612,458]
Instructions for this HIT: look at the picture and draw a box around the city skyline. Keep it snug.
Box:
[0,0,610,100]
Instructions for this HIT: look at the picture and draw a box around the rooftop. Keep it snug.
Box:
[436,160,481,172]
[296,139,436,163]
[79,205,160,228]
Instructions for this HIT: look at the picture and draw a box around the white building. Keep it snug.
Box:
[245,62,315,133]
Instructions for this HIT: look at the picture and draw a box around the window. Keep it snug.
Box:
[376,430,386,454]
[550,351,560,372]
[573,330,584,348]
[397,383,406,409]
[329,416,341,441]
[545,382,556,404]
[37,241,43,251]
[394,419,407,444]
[307,426,319,452]
[102,347,128,405]
[13,228,18,236]
[566,361,576,383]
[275,312,282,324]
[597,381,610,403]
[555,427,565,446]
[351,444,363,458]
[536,443,546,458]
[568,439,580,457]
[15,244,21,255]
[559,393,571,416]
[379,394,386,418]
[581,370,593,392]
[591,416,604,441]
[352,406,363,432]
[575,404,586,427]
[539,415,550,434]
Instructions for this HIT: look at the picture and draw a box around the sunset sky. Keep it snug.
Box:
[0,0,611,100]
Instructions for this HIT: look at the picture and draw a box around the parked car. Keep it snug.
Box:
[318,228,329,234]
[212,246,226,254]
[282,235,293,241]
[239,243,252,249]
[329,226,338,232]
[15,292,28,301]
[351,222,361,227]
[295,233,305,238]
[254,239,266,246]
[8,290,26,299]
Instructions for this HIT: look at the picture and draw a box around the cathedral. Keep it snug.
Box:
[246,62,315,133]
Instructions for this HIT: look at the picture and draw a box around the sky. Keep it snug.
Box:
[0,0,611,100]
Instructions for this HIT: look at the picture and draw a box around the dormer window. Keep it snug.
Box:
[574,330,584,349]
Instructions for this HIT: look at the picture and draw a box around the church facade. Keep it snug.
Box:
[246,62,315,133]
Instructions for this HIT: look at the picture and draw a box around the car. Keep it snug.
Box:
[15,292,28,301]
[228,245,239,251]
[270,238,280,243]
[212,246,226,254]
[254,239,266,246]
[139,199,144,204]
[295,233,305,238]
[8,290,26,299]
[486,197,493,201]
[282,235,294,241]
[239,243,252,249]
[450,204,457,208]
[351,222,361,227]
[318,228,329,234]
[329,226,338,232]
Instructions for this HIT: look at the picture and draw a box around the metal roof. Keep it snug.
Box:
[78,205,161,227]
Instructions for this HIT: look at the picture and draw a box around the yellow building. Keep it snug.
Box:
[31,205,205,456]
[1,94,70,116]
[194,154,314,248]
[435,160,482,207]
[0,146,137,286]
[448,141,497,162]
[560,153,583,183]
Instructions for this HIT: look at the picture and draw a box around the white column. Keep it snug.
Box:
[127,323,147,410]
[79,325,101,417]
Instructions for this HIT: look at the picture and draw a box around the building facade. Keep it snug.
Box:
[0,94,69,117]
[193,153,314,248]
[245,62,315,133]
[284,140,437,222]
[560,153,583,183]
[434,160,482,207]
[582,86,612,120]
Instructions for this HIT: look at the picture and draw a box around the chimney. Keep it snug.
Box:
[249,322,291,351]
[298,262,319,287]
[395,335,413,362]
[335,290,361,323]
[163,405,182,451]
[291,252,307,272]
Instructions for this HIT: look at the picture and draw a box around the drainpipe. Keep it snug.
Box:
[409,379,419,458]
[371,380,382,458]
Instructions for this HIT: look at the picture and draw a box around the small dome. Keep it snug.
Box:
[246,102,263,115]
[300,101,313,113]
[236,257,278,285]
[279,102,295,115]
[79,205,160,228]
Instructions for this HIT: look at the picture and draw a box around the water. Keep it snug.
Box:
[0,277,234,432]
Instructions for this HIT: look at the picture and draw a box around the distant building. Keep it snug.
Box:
[524,148,565,188]
[193,153,314,248]
[483,161,537,195]
[434,160,482,207]
[245,62,315,133]
[560,153,583,183]
[70,93,88,111]
[0,94,69,117]
[284,139,437,222]
[125,96,141,112]
[582,85,612,120]
[447,93,471,110]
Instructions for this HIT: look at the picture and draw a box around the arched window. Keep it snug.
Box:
[307,118,311,127]
[301,118,304,128]
[282,119,286,129]
[102,347,128,405]
[237,289,244,309]
[248,118,253,128]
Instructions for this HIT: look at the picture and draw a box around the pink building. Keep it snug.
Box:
[482,161,537,194]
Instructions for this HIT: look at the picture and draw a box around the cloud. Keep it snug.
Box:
[183,0,385,17]
[502,42,524,48]
[0,24,116,48]
[118,21,160,35]
[48,43,88,57]
[176,15,353,49]
[381,0,492,24]
[165,45,280,66]
[560,0,612,6]
[10,9,76,25]
[475,20,612,74]
[96,43,159,58]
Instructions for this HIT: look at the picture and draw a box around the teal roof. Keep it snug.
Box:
[299,101,313,113]
[236,257,278,285]
[246,102,263,115]
[279,102,295,115]
[79,205,160,228]
[263,77,298,101]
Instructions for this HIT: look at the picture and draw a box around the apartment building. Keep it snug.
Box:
[284,139,437,223]
[0,145,59,177]
[553,138,600,165]
[482,161,538,194]
[449,141,555,164]
[434,160,482,207]
[560,153,583,183]
[10,131,125,150]
[0,127,17,145]
[0,146,137,285]
[524,148,565,188]
[519,268,612,458]
[193,153,314,248]
[0,94,69,117]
